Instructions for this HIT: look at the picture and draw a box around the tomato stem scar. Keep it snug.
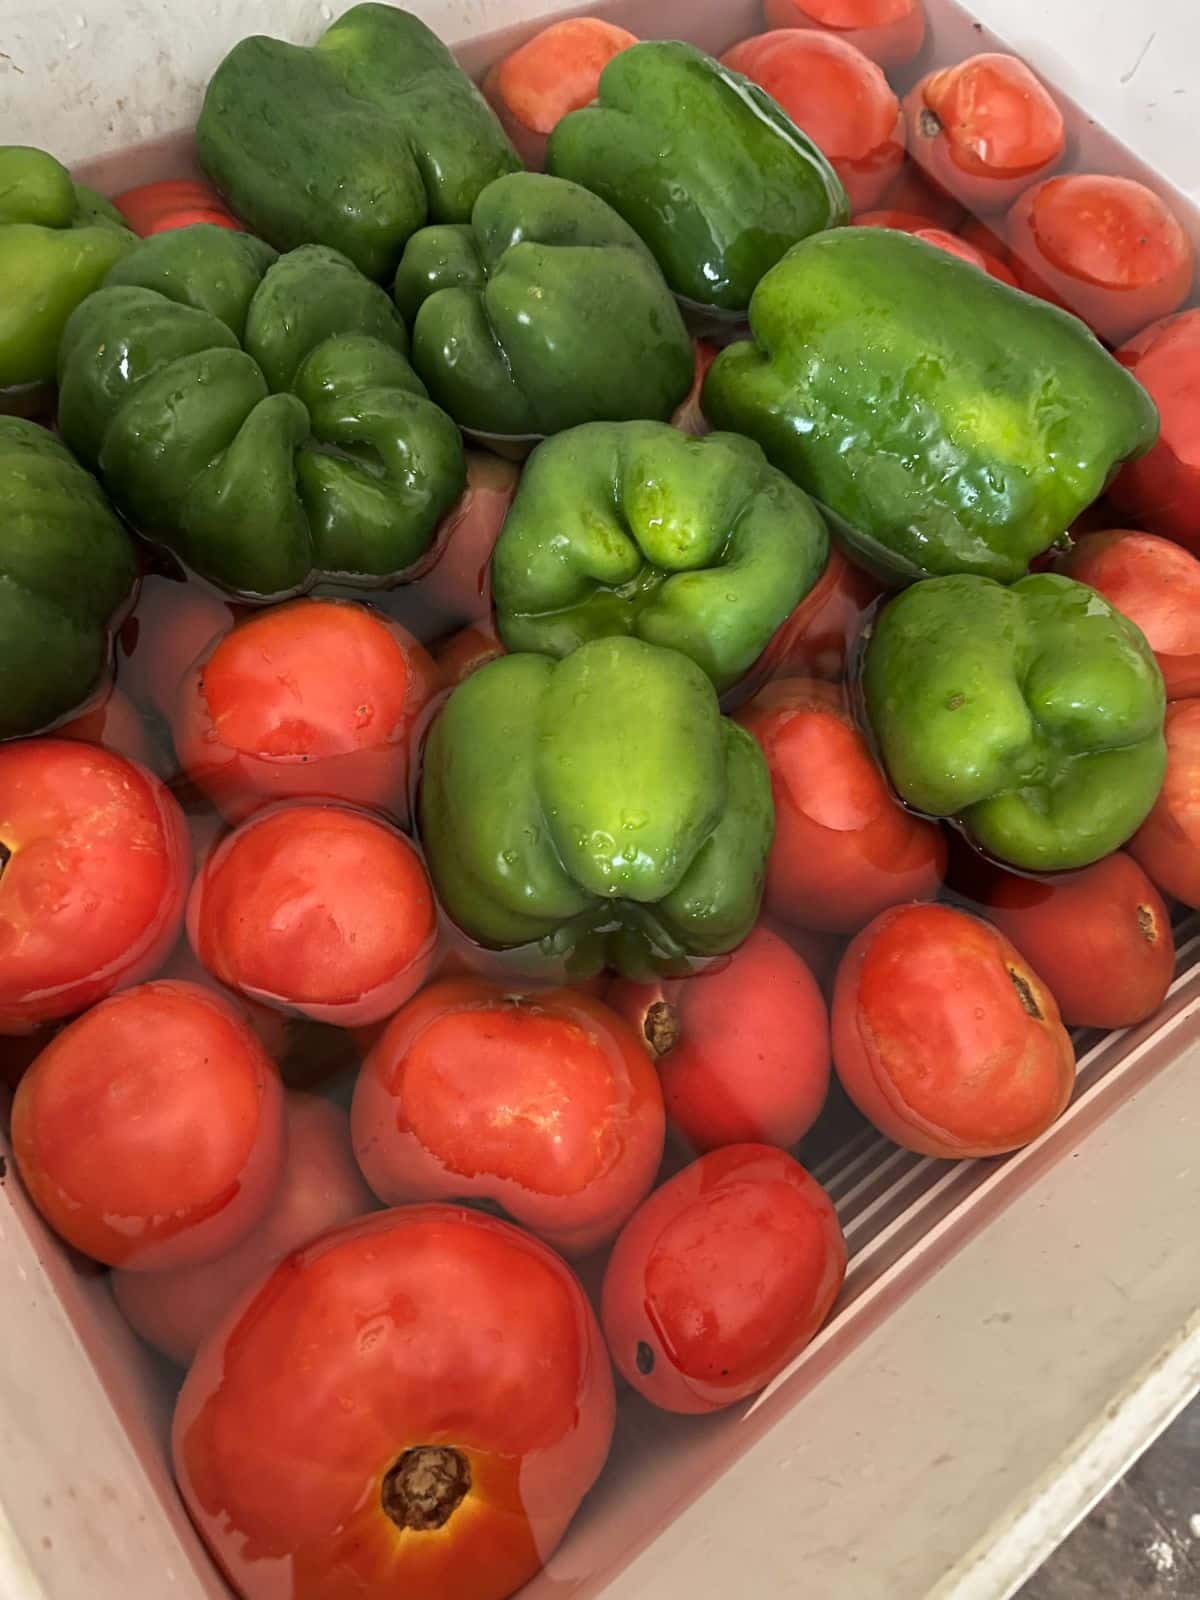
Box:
[1006,965,1043,1020]
[0,841,10,884]
[381,1446,471,1532]
[643,1000,680,1057]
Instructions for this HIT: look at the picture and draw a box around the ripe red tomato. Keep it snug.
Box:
[0,740,190,1033]
[874,160,965,228]
[763,0,925,70]
[113,1093,374,1364]
[11,980,284,1269]
[410,451,522,628]
[833,903,1076,1157]
[1111,310,1200,555]
[57,684,161,773]
[608,923,829,1151]
[113,178,241,236]
[1006,175,1195,345]
[352,978,664,1255]
[671,338,718,438]
[722,31,904,212]
[116,573,238,721]
[736,678,946,933]
[173,1205,615,1600]
[173,599,435,825]
[601,1144,846,1413]
[855,213,1018,283]
[904,54,1064,214]
[483,18,638,169]
[188,801,436,1026]
[434,615,506,692]
[1060,530,1200,700]
[744,540,881,688]
[1129,698,1200,908]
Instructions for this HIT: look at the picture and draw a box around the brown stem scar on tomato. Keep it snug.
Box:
[0,841,9,882]
[636,1341,656,1375]
[919,108,942,139]
[1137,904,1159,942]
[1006,966,1043,1020]
[381,1446,471,1532]
[643,1001,680,1058]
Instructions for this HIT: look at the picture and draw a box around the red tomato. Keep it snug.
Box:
[187,801,436,1026]
[352,979,664,1255]
[1006,175,1195,345]
[57,684,160,773]
[874,160,965,228]
[1060,530,1200,700]
[173,1205,615,1600]
[671,338,718,438]
[736,678,946,933]
[0,740,190,1033]
[483,18,638,169]
[855,207,943,231]
[116,573,237,721]
[721,31,904,212]
[904,54,1064,214]
[601,1145,845,1413]
[173,598,435,825]
[113,1093,374,1364]
[832,903,1076,1157]
[854,211,1017,283]
[11,980,284,1269]
[1111,310,1200,554]
[1129,698,1200,908]
[980,853,1173,1030]
[745,539,881,687]
[607,924,829,1152]
[769,919,848,995]
[409,452,521,628]
[434,615,506,692]
[763,0,925,70]
[114,178,242,236]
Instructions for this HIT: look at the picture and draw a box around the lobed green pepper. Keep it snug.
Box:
[703,228,1160,582]
[862,572,1167,872]
[419,637,775,977]
[491,421,829,691]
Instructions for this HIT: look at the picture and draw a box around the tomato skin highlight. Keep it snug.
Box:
[0,739,190,1033]
[1111,310,1200,555]
[173,1204,615,1600]
[114,178,242,236]
[483,18,638,168]
[832,903,1076,1158]
[1129,698,1200,908]
[601,1144,846,1413]
[763,0,925,70]
[12,980,284,1270]
[352,978,665,1256]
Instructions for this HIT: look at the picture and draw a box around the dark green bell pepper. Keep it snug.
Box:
[703,228,1160,582]
[394,172,693,436]
[57,224,465,598]
[0,146,133,391]
[491,421,829,691]
[545,41,848,313]
[862,572,1167,871]
[419,637,774,977]
[197,4,520,282]
[0,417,137,739]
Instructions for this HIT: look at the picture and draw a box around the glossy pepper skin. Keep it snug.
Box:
[0,146,134,391]
[491,422,828,691]
[703,228,1160,582]
[0,419,137,739]
[863,573,1167,872]
[419,637,774,978]
[545,41,848,312]
[57,225,465,599]
[196,5,520,282]
[394,172,692,437]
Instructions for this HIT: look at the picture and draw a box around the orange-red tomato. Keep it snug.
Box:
[601,1144,846,1413]
[1060,530,1200,700]
[874,159,965,228]
[763,0,925,70]
[173,599,435,824]
[737,678,946,933]
[1129,698,1200,907]
[483,17,638,168]
[173,1205,615,1600]
[0,740,190,1033]
[1111,310,1200,554]
[409,452,521,628]
[57,684,160,772]
[188,801,436,1027]
[905,53,1064,213]
[855,212,1018,283]
[433,615,506,692]
[607,924,829,1152]
[721,30,904,212]
[744,539,881,687]
[832,903,1076,1157]
[1006,175,1195,345]
[114,178,241,236]
[352,978,664,1255]
[671,338,718,438]
[12,980,284,1269]
[116,572,238,721]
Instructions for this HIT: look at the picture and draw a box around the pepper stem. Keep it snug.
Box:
[381,1446,471,1532]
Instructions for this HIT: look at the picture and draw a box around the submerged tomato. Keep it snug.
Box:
[833,903,1076,1157]
[12,980,284,1269]
[483,17,638,168]
[410,452,521,628]
[1111,310,1200,555]
[855,212,1018,283]
[671,339,718,438]
[114,178,242,236]
[352,979,664,1255]
[743,540,881,689]
[0,740,190,1033]
[434,615,506,692]
[763,0,925,70]
[173,1205,615,1600]
[874,160,965,228]
[116,573,238,721]
[601,1145,846,1413]
[1129,698,1200,907]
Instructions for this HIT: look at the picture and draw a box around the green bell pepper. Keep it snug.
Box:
[393,172,693,437]
[419,637,775,977]
[0,146,133,391]
[197,4,520,282]
[57,224,465,598]
[0,417,137,739]
[703,228,1160,582]
[491,421,829,691]
[545,41,848,313]
[862,572,1167,872]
